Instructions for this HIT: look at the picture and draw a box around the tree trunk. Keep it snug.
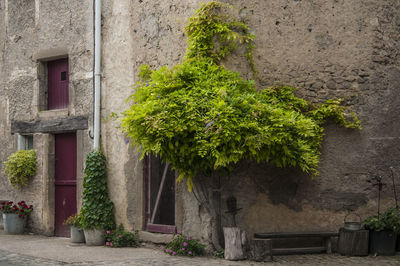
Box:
[224,227,246,260]
[249,239,273,262]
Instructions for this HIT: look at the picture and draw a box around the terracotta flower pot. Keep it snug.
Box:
[3,213,27,234]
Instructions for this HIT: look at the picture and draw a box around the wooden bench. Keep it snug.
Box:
[254,231,339,258]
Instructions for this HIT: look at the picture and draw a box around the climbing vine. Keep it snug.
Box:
[120,2,361,190]
[78,150,115,230]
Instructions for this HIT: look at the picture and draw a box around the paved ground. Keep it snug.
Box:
[1,231,400,265]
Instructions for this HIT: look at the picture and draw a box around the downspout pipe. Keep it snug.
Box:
[93,0,101,150]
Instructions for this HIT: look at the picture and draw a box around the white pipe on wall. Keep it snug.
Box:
[93,0,101,149]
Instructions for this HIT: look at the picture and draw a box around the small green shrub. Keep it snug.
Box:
[78,150,115,230]
[3,150,37,189]
[363,208,400,232]
[213,249,224,258]
[165,233,205,256]
[105,224,139,248]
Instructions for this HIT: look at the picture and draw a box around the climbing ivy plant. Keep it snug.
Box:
[120,1,361,191]
[78,150,115,230]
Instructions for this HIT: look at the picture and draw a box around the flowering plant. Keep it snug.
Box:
[164,233,205,256]
[64,214,81,227]
[105,224,139,248]
[0,201,33,218]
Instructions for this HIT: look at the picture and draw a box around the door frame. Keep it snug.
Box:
[40,130,85,236]
[145,154,176,234]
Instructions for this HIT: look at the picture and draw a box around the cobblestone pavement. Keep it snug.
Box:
[1,249,400,266]
[1,231,400,265]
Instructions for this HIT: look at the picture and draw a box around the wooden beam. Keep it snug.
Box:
[272,247,326,255]
[11,116,88,134]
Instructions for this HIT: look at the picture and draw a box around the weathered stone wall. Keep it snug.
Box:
[98,0,400,248]
[175,0,400,247]
[0,0,94,234]
[1,0,399,248]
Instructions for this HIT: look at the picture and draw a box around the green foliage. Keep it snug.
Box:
[120,1,361,191]
[3,150,37,189]
[105,224,139,248]
[78,150,115,230]
[185,1,255,72]
[363,208,400,232]
[64,214,80,227]
[165,234,205,256]
[213,249,225,258]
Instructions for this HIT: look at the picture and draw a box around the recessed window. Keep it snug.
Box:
[47,58,69,110]
[18,134,34,150]
[61,71,67,81]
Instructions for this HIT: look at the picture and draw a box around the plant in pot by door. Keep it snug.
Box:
[78,150,115,246]
[1,201,33,234]
[64,214,85,243]
[363,208,400,256]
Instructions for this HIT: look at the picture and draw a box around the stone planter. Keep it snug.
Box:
[84,228,105,246]
[71,226,85,243]
[3,213,27,234]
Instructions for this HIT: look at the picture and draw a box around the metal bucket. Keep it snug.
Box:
[344,213,362,231]
[3,213,27,234]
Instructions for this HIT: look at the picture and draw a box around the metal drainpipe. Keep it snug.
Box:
[93,0,101,150]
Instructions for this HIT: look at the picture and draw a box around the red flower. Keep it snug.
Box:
[29,205,33,209]
[20,209,24,213]
[8,201,13,205]
[18,214,23,218]
[1,201,5,205]
[20,201,25,204]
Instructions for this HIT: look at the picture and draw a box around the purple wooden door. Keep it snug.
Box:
[48,58,69,110]
[55,133,77,237]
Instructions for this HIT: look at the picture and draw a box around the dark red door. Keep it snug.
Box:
[48,58,69,110]
[55,133,77,237]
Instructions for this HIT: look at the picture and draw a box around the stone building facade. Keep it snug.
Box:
[1,0,399,249]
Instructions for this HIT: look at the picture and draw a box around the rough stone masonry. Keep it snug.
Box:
[0,0,399,250]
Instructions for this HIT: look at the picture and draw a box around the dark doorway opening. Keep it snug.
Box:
[145,154,176,234]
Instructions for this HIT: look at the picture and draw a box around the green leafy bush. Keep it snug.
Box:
[120,1,361,190]
[165,233,205,256]
[3,150,37,189]
[363,208,400,232]
[105,224,139,248]
[78,150,115,230]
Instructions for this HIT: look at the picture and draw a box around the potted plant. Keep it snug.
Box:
[1,200,33,234]
[3,150,37,189]
[363,207,400,255]
[78,150,115,246]
[64,214,85,243]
